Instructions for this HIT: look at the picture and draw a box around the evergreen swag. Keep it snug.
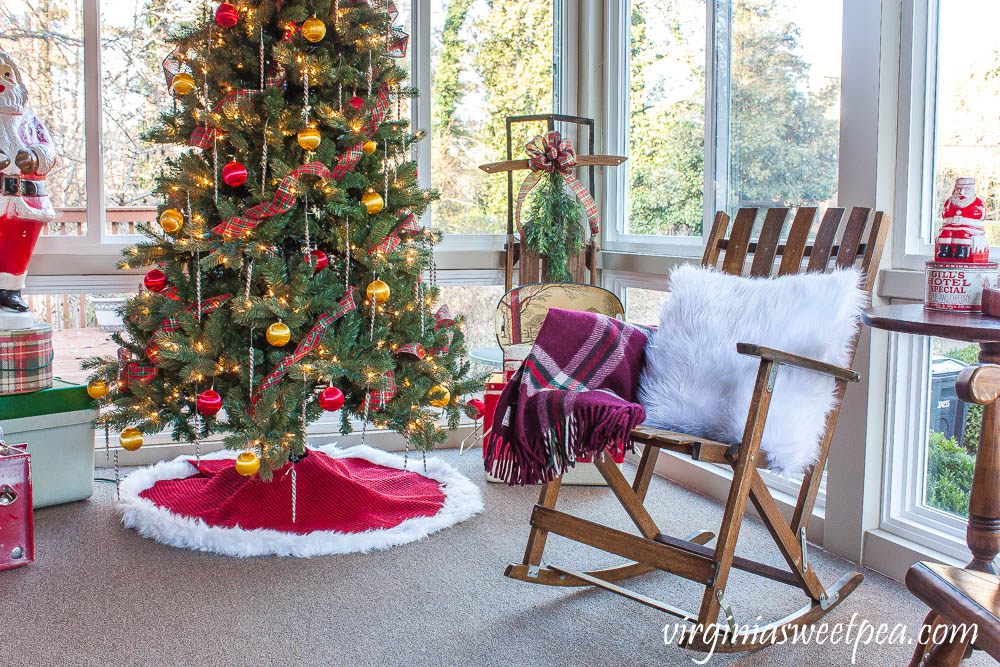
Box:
[84,0,482,479]
[522,172,587,283]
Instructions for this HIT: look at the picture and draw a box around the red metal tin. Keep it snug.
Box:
[0,444,33,571]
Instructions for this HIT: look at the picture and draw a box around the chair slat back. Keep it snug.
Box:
[702,205,889,296]
[749,208,790,277]
[777,207,817,275]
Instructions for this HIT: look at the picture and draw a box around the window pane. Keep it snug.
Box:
[928,0,1000,246]
[24,292,122,383]
[430,1,553,234]
[437,283,504,351]
[625,286,669,326]
[726,0,841,211]
[925,337,979,518]
[1,0,87,235]
[626,0,706,236]
[100,0,200,237]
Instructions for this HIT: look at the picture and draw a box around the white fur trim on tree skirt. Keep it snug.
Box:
[118,444,484,558]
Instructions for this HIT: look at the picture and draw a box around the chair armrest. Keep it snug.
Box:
[956,364,1000,405]
[736,343,860,383]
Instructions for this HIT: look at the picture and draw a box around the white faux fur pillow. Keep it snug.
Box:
[638,264,866,474]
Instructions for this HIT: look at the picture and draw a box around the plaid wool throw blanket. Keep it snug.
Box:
[484,308,650,485]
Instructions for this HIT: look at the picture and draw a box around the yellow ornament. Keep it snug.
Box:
[119,428,143,452]
[234,451,260,477]
[159,208,184,235]
[361,187,384,215]
[87,380,109,400]
[297,126,321,151]
[170,72,196,95]
[427,385,451,408]
[362,140,377,155]
[301,17,327,42]
[266,322,291,347]
[366,279,390,304]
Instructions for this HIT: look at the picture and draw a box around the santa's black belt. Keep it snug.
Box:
[2,176,46,197]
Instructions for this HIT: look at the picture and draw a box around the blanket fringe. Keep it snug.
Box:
[485,401,643,486]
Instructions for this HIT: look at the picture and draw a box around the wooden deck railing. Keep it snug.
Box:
[45,206,158,236]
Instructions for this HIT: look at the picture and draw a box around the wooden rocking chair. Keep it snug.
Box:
[504,205,890,653]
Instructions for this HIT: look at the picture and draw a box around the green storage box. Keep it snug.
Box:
[0,378,97,508]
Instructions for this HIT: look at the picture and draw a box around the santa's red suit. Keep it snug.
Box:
[0,51,56,312]
[935,180,988,263]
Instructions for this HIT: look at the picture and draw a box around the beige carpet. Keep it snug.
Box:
[4,449,991,666]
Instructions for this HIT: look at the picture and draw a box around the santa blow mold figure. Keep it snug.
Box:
[936,177,988,263]
[926,177,998,312]
[0,51,56,313]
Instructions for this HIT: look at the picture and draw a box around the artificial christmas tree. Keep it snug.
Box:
[84,0,483,553]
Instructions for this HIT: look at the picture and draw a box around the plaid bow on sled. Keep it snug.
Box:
[514,131,600,238]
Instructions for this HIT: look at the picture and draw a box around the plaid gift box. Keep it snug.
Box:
[0,324,54,395]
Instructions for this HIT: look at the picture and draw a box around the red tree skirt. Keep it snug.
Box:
[118,444,483,557]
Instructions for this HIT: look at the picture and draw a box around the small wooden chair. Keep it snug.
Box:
[504,206,890,653]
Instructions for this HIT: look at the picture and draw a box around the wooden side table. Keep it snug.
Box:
[863,303,1000,574]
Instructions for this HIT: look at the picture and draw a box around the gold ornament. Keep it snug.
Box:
[266,322,291,347]
[159,208,184,234]
[86,380,109,400]
[297,126,321,151]
[362,140,377,155]
[119,428,144,452]
[366,279,390,304]
[170,73,196,95]
[361,187,384,214]
[234,451,261,477]
[302,17,327,42]
[427,385,451,408]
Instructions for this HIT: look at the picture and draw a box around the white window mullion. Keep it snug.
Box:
[706,0,730,232]
[412,0,431,227]
[83,0,104,244]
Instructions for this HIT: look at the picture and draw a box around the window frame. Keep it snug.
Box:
[879,312,975,563]
[602,0,716,256]
[29,0,563,279]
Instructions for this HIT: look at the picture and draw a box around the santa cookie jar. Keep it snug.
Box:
[925,177,998,312]
[0,50,56,316]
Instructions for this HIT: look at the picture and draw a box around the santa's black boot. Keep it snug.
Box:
[0,290,28,312]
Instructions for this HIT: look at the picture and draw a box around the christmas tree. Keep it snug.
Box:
[85,0,481,480]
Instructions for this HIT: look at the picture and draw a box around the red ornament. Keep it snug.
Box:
[215,2,238,27]
[145,344,159,364]
[144,269,167,292]
[318,386,345,412]
[222,160,248,187]
[349,96,364,110]
[466,398,486,420]
[197,389,223,417]
[308,249,328,273]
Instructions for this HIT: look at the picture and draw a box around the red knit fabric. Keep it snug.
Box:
[139,450,446,535]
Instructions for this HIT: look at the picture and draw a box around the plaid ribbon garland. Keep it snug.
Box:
[427,305,455,355]
[213,162,331,238]
[189,125,215,150]
[433,305,454,330]
[250,290,357,415]
[368,212,423,256]
[124,360,157,384]
[395,343,425,359]
[363,370,397,411]
[160,286,182,301]
[154,294,233,338]
[514,131,599,237]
